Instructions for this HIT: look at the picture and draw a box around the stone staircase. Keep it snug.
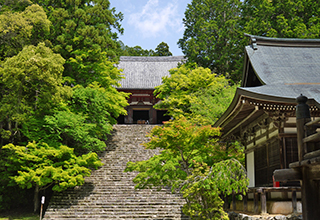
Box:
[43,125,188,220]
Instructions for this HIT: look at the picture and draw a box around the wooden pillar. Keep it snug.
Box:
[232,192,236,211]
[152,108,157,124]
[295,94,319,220]
[125,107,133,124]
[301,166,316,219]
[223,194,229,210]
[292,190,297,214]
[296,94,311,161]
[254,191,259,214]
[260,190,267,214]
[243,193,248,212]
[297,118,308,161]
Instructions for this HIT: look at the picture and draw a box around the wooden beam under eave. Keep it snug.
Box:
[303,132,320,143]
[222,105,259,138]
[305,117,320,127]
[304,149,320,160]
[273,169,302,182]
[284,123,297,128]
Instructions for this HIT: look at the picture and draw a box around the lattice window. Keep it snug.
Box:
[254,138,281,186]
[268,139,281,185]
[284,137,298,168]
[254,145,268,186]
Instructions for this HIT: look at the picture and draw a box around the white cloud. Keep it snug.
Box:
[128,0,183,38]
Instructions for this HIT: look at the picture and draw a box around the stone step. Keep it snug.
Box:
[48,204,185,209]
[44,215,189,220]
[52,191,181,196]
[49,196,184,202]
[43,125,188,220]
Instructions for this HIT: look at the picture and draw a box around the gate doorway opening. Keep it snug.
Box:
[133,110,149,124]
[157,110,171,124]
[117,115,125,124]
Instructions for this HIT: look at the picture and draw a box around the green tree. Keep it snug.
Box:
[118,41,173,57]
[178,0,244,83]
[127,64,244,219]
[0,3,51,59]
[242,0,320,38]
[154,64,235,124]
[23,110,106,154]
[0,43,70,144]
[120,44,155,56]
[0,0,129,212]
[0,142,103,212]
[0,0,33,13]
[33,0,124,85]
[189,82,238,125]
[0,0,129,150]
[154,42,172,56]
[125,117,247,219]
[70,83,128,127]
[178,0,320,84]
[22,83,129,154]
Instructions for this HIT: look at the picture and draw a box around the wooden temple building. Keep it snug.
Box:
[214,34,320,215]
[116,56,184,124]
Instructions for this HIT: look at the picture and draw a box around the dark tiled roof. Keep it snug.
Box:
[245,45,320,85]
[215,35,320,130]
[117,56,185,89]
[242,34,320,105]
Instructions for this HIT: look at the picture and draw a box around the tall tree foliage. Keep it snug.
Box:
[154,64,237,125]
[119,41,172,57]
[22,83,128,154]
[242,0,320,38]
[0,0,129,212]
[0,43,69,144]
[120,44,155,56]
[154,42,172,56]
[179,0,320,84]
[178,0,243,83]
[0,0,128,149]
[0,3,51,59]
[33,0,124,85]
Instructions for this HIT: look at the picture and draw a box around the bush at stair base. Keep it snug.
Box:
[0,142,103,213]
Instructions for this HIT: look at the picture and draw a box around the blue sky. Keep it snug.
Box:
[110,0,192,56]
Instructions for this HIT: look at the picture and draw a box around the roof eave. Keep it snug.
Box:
[214,87,243,128]
[244,33,320,47]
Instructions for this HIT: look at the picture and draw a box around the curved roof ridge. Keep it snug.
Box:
[244,33,320,47]
[120,56,185,62]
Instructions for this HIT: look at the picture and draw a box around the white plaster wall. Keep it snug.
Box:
[284,127,297,133]
[247,152,255,187]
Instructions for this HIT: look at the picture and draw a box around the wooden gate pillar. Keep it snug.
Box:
[296,94,311,162]
[296,94,320,220]
[274,94,320,219]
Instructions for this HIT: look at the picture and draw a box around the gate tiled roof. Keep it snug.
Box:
[117,56,185,90]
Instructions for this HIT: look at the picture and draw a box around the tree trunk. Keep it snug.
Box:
[34,184,40,213]
[8,120,11,132]
[0,122,3,146]
[35,90,39,110]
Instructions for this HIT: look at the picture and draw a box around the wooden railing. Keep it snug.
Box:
[229,187,301,214]
[274,95,320,219]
